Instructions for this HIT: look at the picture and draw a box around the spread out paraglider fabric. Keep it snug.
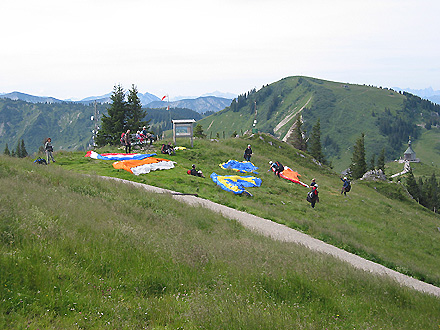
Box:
[113,157,176,175]
[85,150,156,161]
[272,166,309,187]
[210,172,262,196]
[219,160,259,173]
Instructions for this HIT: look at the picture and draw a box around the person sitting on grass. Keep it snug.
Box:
[187,164,205,178]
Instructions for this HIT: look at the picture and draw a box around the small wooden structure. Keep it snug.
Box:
[403,138,418,162]
[172,119,196,147]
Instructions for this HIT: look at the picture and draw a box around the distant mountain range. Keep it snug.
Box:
[147,96,232,114]
[0,91,233,114]
[392,87,440,104]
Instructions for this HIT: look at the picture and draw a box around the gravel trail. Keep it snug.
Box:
[104,176,440,297]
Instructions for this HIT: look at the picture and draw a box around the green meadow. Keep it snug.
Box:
[1,135,440,328]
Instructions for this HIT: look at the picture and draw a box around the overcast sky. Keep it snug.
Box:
[1,0,439,100]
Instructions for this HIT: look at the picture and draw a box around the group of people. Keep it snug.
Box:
[121,127,155,153]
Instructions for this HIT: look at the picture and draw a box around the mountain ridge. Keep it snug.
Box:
[198,76,440,171]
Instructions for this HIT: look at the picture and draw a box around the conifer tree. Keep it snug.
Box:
[405,169,420,202]
[289,114,307,151]
[308,118,326,164]
[351,133,367,179]
[126,84,148,132]
[96,84,127,146]
[19,139,28,158]
[377,148,386,174]
[369,154,376,171]
[3,143,10,156]
[15,141,22,158]
[194,124,207,138]
[426,173,439,212]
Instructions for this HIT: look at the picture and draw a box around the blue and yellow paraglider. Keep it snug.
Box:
[210,172,262,196]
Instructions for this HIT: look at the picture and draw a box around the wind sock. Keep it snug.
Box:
[273,166,309,187]
[210,172,262,196]
[113,157,176,175]
[85,150,156,161]
[219,160,259,173]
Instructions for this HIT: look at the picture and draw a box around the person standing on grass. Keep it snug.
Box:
[244,144,253,162]
[309,184,319,208]
[44,137,55,164]
[124,129,132,153]
[341,177,351,196]
[310,178,316,187]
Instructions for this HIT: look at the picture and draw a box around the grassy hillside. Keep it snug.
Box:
[2,151,440,329]
[198,76,440,171]
[413,127,440,166]
[49,135,440,287]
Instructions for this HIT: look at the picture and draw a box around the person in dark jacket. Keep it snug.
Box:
[187,164,205,178]
[341,177,350,195]
[44,137,55,164]
[124,129,132,153]
[309,184,319,208]
[244,144,253,161]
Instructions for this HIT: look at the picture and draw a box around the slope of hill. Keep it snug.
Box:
[0,98,205,155]
[2,144,440,328]
[147,96,232,114]
[0,91,63,104]
[0,98,105,154]
[54,135,440,287]
[198,76,440,171]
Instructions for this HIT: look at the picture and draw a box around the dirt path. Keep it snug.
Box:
[103,176,440,297]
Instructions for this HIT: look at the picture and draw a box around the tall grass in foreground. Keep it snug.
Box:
[1,155,439,329]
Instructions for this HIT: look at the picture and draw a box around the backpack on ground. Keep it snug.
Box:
[34,157,47,165]
[275,161,284,172]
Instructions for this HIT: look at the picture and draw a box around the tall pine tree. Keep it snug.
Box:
[96,84,127,146]
[126,84,148,132]
[377,148,386,175]
[3,143,10,156]
[19,139,28,158]
[288,114,307,151]
[351,133,367,179]
[15,140,22,158]
[426,173,439,212]
[405,169,420,202]
[308,118,326,164]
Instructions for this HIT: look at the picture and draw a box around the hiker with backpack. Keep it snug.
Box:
[307,184,319,208]
[268,160,284,178]
[44,137,55,164]
[341,177,351,195]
